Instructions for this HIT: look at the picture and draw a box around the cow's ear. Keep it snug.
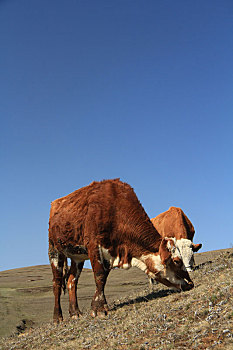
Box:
[192,243,202,252]
[159,238,172,265]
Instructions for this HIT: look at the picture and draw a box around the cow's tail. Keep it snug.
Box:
[62,257,68,295]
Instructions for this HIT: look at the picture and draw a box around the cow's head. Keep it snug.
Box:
[175,238,202,272]
[146,237,194,291]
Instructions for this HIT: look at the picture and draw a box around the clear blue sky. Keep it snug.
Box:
[1,0,232,271]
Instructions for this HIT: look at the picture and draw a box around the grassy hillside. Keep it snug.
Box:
[0,249,232,349]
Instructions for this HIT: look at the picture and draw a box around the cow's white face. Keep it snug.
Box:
[176,238,194,272]
[143,238,194,291]
[159,237,193,290]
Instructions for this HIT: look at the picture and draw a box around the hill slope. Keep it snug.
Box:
[0,249,232,349]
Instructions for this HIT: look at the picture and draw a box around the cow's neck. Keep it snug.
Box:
[131,252,164,277]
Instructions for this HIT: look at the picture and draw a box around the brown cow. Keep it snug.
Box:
[151,207,202,272]
[48,179,194,323]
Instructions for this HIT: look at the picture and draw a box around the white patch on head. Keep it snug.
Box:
[176,238,194,271]
[165,237,182,260]
[167,239,173,250]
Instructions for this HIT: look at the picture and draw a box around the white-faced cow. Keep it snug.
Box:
[48,179,194,323]
[151,207,202,272]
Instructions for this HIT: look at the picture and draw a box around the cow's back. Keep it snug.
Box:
[151,207,195,241]
[49,182,94,248]
[49,179,160,253]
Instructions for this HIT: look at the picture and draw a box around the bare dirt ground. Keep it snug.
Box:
[0,248,232,349]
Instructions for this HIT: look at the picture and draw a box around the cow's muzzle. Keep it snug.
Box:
[181,279,194,291]
[177,268,194,291]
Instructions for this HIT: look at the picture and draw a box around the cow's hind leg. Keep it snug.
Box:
[49,249,65,323]
[67,260,84,319]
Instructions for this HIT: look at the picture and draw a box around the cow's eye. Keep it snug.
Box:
[173,258,182,267]
[172,247,176,254]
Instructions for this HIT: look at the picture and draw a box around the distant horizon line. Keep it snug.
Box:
[1,247,232,272]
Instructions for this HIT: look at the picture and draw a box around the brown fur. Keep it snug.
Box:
[159,237,174,265]
[49,179,162,258]
[151,207,195,240]
[48,180,193,322]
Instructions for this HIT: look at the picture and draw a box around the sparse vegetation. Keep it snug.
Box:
[0,250,232,349]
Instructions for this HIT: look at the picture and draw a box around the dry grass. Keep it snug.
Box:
[0,251,232,350]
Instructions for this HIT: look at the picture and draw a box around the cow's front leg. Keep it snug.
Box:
[67,260,84,319]
[89,252,110,317]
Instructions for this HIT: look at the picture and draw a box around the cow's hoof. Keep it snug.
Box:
[71,314,81,320]
[70,309,82,319]
[53,316,63,324]
[90,309,108,318]
[90,310,97,318]
[104,304,109,312]
[98,310,108,319]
